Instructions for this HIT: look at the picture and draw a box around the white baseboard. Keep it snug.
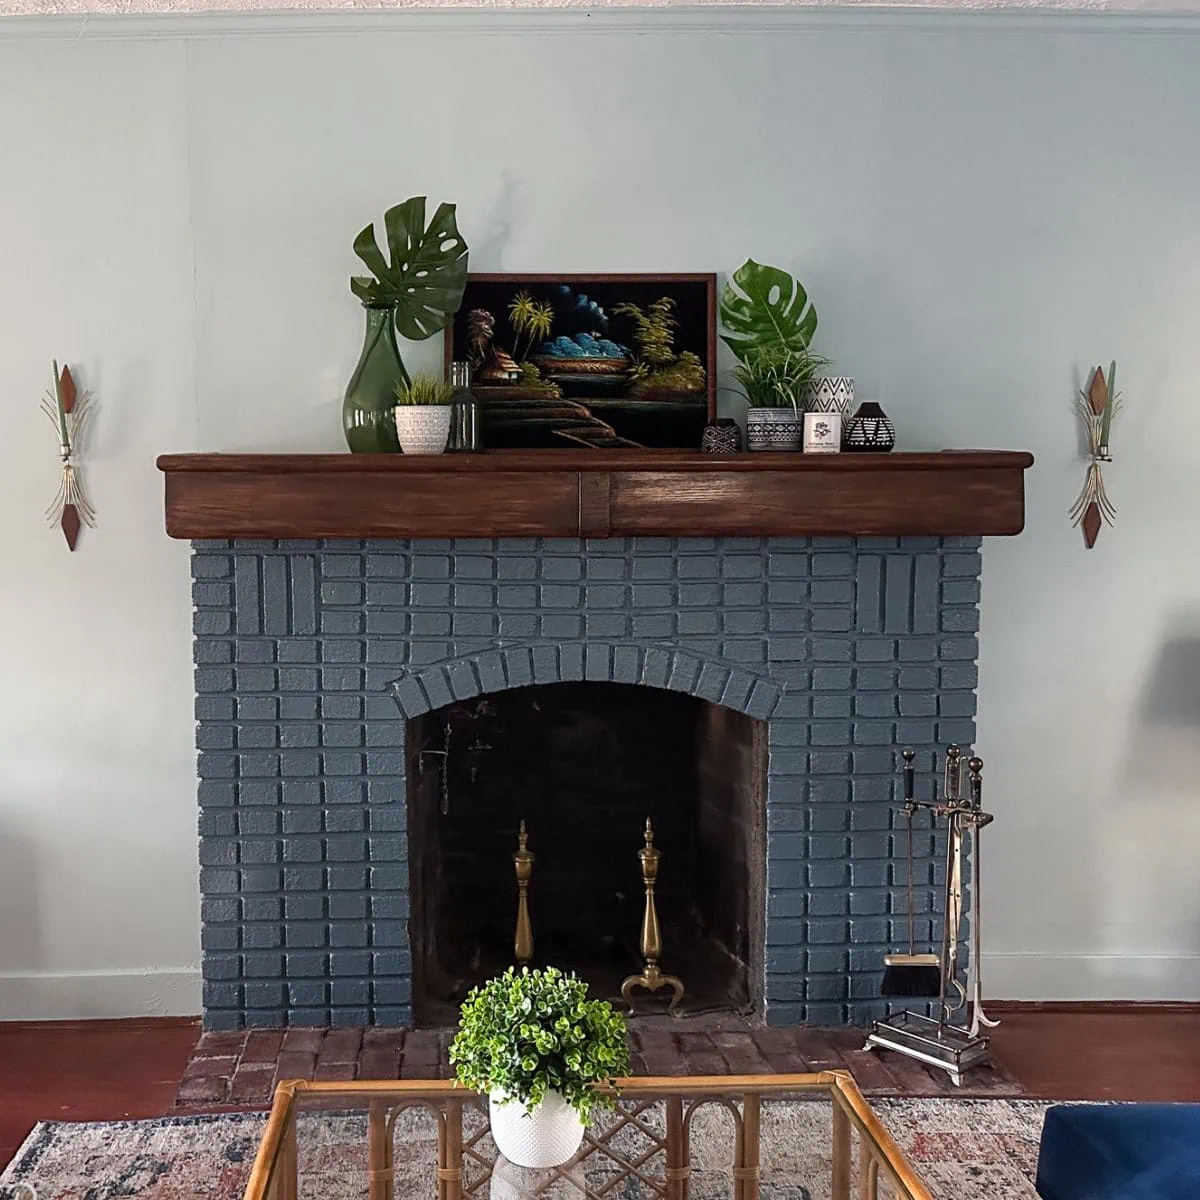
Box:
[984,952,1200,1002]
[0,968,201,1021]
[2,957,1193,1019]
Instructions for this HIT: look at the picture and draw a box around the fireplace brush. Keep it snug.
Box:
[880,748,942,998]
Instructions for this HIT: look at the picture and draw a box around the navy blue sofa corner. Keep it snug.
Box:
[1036,1104,1200,1200]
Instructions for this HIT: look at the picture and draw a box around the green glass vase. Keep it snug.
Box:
[343,301,411,453]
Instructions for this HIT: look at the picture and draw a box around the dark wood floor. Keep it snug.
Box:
[0,1018,200,1169]
[2,1008,1198,1171]
[989,1006,1200,1104]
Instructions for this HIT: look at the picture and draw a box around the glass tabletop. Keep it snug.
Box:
[244,1071,933,1200]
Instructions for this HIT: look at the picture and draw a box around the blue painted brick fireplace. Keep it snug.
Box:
[191,535,981,1030]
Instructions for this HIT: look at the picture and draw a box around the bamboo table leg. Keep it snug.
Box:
[441,1097,463,1200]
[665,1097,689,1200]
[859,1140,879,1200]
[831,1100,852,1200]
[277,1119,298,1200]
[368,1100,394,1200]
[736,1093,761,1200]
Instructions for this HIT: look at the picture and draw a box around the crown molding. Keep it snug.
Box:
[3,4,1200,42]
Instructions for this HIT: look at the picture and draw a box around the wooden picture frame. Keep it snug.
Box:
[444,273,717,450]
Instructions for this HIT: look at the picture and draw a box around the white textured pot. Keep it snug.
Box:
[489,1090,586,1169]
[394,405,452,454]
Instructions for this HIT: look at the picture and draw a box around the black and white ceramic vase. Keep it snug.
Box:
[701,418,743,455]
[803,376,855,416]
[843,401,896,452]
[746,407,802,452]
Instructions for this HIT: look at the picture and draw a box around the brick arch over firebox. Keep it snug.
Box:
[386,641,784,723]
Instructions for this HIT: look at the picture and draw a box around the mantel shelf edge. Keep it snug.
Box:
[157,450,1034,540]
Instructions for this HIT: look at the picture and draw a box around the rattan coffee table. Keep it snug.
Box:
[244,1072,933,1199]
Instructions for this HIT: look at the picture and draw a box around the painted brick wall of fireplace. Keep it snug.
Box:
[191,535,982,1030]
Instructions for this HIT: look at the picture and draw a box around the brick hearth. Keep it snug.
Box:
[175,1018,1024,1108]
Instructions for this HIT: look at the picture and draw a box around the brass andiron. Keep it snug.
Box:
[513,820,534,965]
[621,818,684,1014]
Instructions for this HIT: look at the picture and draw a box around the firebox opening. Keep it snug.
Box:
[406,681,767,1027]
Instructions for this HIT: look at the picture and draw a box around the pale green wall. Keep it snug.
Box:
[0,8,1198,1015]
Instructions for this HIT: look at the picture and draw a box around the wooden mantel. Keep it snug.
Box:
[157,450,1033,540]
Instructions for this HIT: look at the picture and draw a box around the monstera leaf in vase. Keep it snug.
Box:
[719,259,818,363]
[344,198,469,453]
[351,197,470,340]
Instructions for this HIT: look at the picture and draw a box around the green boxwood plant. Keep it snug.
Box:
[450,966,630,1122]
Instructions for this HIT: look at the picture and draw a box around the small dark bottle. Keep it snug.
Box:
[447,361,482,452]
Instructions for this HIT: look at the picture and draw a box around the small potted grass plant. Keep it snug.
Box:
[393,374,455,454]
[735,347,829,451]
[450,966,629,1168]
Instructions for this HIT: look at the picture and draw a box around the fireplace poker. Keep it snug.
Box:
[966,757,1000,1038]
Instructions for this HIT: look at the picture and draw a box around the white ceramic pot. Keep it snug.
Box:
[394,405,453,454]
[489,1090,586,1169]
[745,406,802,452]
[803,376,855,415]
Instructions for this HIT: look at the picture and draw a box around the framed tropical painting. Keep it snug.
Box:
[444,273,716,449]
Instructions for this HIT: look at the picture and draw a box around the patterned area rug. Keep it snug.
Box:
[1,1098,1049,1199]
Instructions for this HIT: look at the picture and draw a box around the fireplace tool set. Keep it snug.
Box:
[864,745,1000,1086]
[511,817,685,1014]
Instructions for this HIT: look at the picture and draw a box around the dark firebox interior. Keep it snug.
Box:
[406,682,766,1027]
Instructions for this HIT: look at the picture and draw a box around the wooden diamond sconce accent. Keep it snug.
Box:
[1070,361,1121,549]
[41,361,95,550]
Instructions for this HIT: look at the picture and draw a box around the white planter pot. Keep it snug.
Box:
[394,405,452,454]
[745,406,802,452]
[489,1090,586,1169]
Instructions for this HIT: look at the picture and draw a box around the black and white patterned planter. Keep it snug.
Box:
[701,418,744,454]
[803,377,855,415]
[746,407,802,452]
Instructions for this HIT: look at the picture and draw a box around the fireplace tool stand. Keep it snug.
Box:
[864,746,999,1086]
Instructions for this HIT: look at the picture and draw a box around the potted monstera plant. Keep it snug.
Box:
[720,259,828,451]
[343,197,469,453]
[450,967,629,1169]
